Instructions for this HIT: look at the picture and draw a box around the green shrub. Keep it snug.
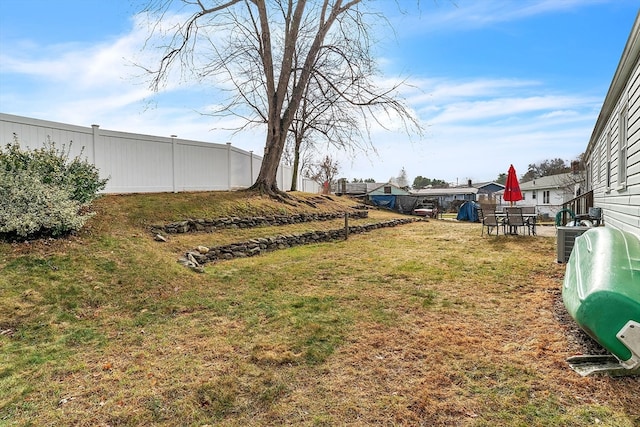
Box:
[0,136,108,240]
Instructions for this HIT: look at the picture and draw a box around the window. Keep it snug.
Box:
[543,191,550,204]
[384,186,391,194]
[618,105,628,187]
[532,190,537,200]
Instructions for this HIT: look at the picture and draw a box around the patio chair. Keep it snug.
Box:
[521,206,537,235]
[477,206,502,236]
[505,207,532,235]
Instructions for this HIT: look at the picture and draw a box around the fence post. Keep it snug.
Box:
[250,151,254,187]
[91,124,99,165]
[227,142,232,190]
[171,135,177,193]
[281,164,286,191]
[344,213,349,240]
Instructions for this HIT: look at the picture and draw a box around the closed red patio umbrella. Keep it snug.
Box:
[504,164,523,206]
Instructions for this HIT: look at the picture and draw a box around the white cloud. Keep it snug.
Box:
[387,0,609,35]
[328,72,598,183]
[430,94,597,124]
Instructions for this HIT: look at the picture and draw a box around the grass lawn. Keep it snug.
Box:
[1,192,638,426]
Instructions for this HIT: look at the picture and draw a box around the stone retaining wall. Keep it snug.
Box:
[179,217,417,270]
[157,211,368,234]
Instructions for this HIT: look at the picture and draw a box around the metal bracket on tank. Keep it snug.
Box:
[567,355,628,376]
[616,320,640,370]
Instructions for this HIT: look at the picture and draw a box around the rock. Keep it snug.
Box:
[175,213,413,270]
[154,234,167,242]
[190,265,205,273]
[177,257,193,267]
[187,252,200,267]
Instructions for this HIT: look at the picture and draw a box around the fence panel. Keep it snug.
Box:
[0,113,319,194]
[0,114,93,160]
[176,139,229,192]
[230,145,252,189]
[96,130,173,193]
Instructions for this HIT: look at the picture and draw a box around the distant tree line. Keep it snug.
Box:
[520,155,584,182]
[412,176,449,189]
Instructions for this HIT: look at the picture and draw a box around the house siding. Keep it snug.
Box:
[520,189,573,218]
[368,186,409,196]
[585,13,640,236]
[518,173,579,218]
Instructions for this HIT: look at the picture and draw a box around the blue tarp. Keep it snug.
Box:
[370,195,396,209]
[456,201,479,222]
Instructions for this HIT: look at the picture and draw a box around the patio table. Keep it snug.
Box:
[495,212,537,235]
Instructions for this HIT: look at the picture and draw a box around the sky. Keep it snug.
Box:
[0,0,638,186]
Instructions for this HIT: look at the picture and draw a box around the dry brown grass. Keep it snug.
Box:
[1,191,638,426]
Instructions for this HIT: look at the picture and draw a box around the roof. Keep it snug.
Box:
[474,181,505,190]
[332,181,412,195]
[519,172,583,191]
[368,182,410,195]
[332,182,383,195]
[411,187,479,196]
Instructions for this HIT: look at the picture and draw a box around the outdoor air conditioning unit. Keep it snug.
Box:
[557,226,590,263]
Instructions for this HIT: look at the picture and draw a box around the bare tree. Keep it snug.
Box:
[306,155,340,188]
[520,158,570,182]
[282,131,315,186]
[138,0,421,198]
[521,155,586,199]
[395,167,409,189]
[286,77,361,191]
[286,12,421,190]
[561,153,586,197]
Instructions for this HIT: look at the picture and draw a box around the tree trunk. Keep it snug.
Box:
[248,126,288,195]
[290,136,303,191]
[290,160,299,191]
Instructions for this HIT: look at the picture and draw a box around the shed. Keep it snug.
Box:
[365,183,410,210]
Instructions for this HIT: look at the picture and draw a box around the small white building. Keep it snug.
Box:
[518,172,584,218]
[583,11,639,236]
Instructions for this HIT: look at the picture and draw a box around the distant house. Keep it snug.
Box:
[332,181,382,196]
[367,183,411,196]
[411,187,478,211]
[332,181,410,197]
[583,12,640,236]
[409,181,503,211]
[518,172,584,218]
[474,181,505,204]
[366,183,412,211]
[332,181,415,211]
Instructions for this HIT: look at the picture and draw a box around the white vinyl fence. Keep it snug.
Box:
[0,113,319,194]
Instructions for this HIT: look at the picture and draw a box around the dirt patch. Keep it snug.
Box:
[552,288,610,357]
